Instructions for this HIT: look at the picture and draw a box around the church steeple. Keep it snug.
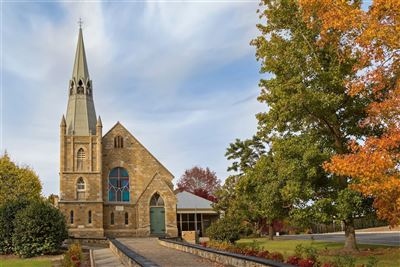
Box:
[72,28,89,81]
[65,27,97,136]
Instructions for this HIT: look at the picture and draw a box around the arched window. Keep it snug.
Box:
[110,212,115,225]
[77,80,84,94]
[114,136,124,148]
[77,148,85,170]
[150,193,164,207]
[125,212,129,225]
[70,210,74,224]
[77,177,85,200]
[108,167,129,202]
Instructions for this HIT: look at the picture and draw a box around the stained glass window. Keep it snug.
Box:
[108,167,130,202]
[150,193,164,206]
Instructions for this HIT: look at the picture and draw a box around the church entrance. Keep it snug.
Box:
[149,193,165,235]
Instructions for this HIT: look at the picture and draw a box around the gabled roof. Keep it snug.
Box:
[176,191,215,210]
[103,121,174,178]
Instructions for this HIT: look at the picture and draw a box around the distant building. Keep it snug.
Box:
[176,191,219,237]
[58,28,178,238]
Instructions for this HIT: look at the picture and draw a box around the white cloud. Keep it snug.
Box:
[2,1,263,196]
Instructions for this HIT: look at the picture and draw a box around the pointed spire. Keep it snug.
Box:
[72,28,89,81]
[96,116,102,127]
[60,115,66,127]
[65,26,97,136]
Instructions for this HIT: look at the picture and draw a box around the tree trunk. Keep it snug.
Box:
[343,220,358,251]
[268,222,274,240]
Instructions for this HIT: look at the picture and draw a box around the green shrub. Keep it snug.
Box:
[0,199,29,254]
[61,243,83,267]
[12,201,68,257]
[365,256,379,267]
[332,255,356,267]
[294,244,318,261]
[206,216,243,243]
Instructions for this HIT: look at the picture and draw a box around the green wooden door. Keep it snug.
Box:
[150,207,165,235]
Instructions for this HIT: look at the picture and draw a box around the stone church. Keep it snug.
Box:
[58,28,178,238]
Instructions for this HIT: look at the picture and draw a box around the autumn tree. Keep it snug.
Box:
[177,166,221,201]
[309,0,400,226]
[0,153,42,205]
[250,0,376,250]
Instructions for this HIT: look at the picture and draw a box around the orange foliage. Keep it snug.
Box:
[299,0,400,225]
[324,129,400,225]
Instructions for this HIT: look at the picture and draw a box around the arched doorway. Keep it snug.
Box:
[149,193,165,235]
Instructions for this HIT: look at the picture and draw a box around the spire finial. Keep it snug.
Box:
[78,18,83,29]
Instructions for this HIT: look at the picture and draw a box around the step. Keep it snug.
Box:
[92,248,125,267]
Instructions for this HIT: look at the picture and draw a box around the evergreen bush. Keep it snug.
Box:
[0,199,29,254]
[12,201,68,257]
[206,217,243,243]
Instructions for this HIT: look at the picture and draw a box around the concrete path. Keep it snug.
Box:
[118,238,226,267]
[92,248,125,267]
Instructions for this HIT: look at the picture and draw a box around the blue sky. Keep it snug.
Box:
[1,0,264,196]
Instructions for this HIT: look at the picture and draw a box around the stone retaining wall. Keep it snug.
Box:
[109,239,160,267]
[158,239,295,267]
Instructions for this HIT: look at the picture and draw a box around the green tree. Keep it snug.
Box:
[213,175,239,214]
[214,136,266,221]
[248,0,373,250]
[237,154,289,240]
[226,136,265,174]
[0,153,42,205]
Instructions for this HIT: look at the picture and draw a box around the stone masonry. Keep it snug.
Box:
[58,27,178,238]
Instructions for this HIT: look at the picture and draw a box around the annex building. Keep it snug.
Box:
[58,28,178,238]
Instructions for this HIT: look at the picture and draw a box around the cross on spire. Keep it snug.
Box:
[78,18,83,29]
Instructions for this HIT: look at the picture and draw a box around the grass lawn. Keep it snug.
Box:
[237,238,400,267]
[0,256,53,267]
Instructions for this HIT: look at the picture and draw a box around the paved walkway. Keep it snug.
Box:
[118,238,226,267]
[92,248,125,267]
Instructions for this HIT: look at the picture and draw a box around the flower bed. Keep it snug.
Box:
[201,240,286,263]
[201,241,378,267]
[61,243,83,267]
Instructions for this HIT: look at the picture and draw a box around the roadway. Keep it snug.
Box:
[277,232,400,246]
